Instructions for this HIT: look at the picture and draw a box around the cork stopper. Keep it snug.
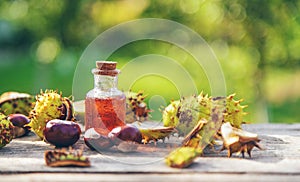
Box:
[96,61,117,70]
[92,61,120,76]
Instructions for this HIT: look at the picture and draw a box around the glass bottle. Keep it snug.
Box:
[85,61,126,134]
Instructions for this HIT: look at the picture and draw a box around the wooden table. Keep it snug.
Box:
[1,123,300,181]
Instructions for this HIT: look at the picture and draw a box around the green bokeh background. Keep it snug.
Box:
[0,0,299,123]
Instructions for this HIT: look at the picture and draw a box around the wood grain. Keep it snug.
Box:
[1,123,300,181]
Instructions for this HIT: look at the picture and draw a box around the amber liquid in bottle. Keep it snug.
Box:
[85,95,126,133]
[85,61,126,134]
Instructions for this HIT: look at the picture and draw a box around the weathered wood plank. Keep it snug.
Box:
[2,173,300,182]
[1,124,300,177]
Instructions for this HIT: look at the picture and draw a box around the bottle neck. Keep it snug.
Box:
[94,74,118,91]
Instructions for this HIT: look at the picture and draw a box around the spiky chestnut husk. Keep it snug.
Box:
[182,119,207,148]
[177,93,213,136]
[139,126,175,144]
[176,96,202,136]
[165,98,225,168]
[182,97,225,149]
[220,122,262,158]
[0,92,35,116]
[28,90,75,139]
[165,147,202,168]
[0,113,14,148]
[163,93,212,136]
[197,92,213,120]
[162,100,180,127]
[125,91,152,123]
[223,94,248,128]
[163,92,247,136]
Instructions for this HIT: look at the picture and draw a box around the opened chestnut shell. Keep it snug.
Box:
[44,119,81,147]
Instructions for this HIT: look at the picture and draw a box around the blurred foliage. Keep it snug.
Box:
[0,0,299,123]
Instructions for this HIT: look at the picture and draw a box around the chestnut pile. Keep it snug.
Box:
[0,90,81,149]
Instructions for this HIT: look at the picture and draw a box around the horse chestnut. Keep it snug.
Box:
[108,124,142,144]
[8,114,30,127]
[7,113,31,138]
[43,119,81,147]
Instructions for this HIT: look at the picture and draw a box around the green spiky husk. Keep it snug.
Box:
[29,90,75,139]
[224,94,247,128]
[162,100,180,127]
[0,113,14,148]
[183,97,226,148]
[163,93,212,136]
[163,92,247,136]
[177,93,213,136]
[176,96,202,136]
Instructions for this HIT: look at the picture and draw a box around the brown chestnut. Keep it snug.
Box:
[43,119,81,147]
[84,128,114,151]
[7,114,31,138]
[108,124,142,144]
[8,114,30,127]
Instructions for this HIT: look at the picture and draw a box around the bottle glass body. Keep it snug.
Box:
[85,74,126,133]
